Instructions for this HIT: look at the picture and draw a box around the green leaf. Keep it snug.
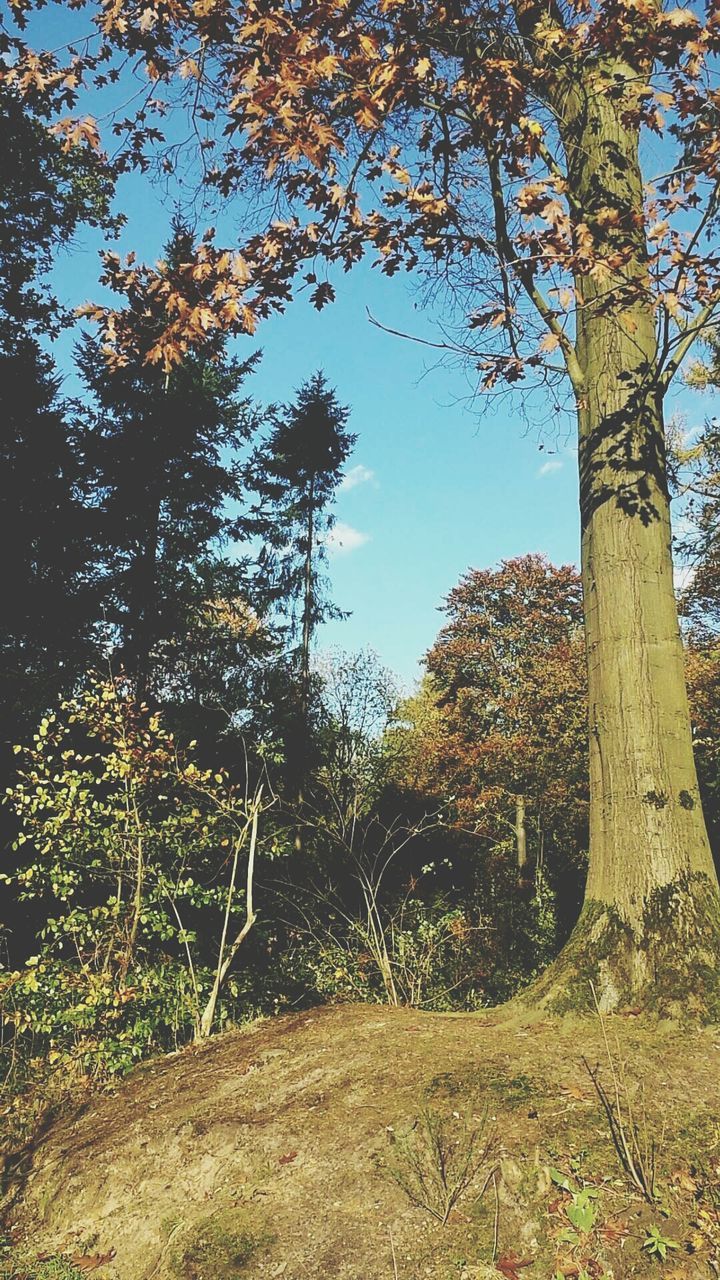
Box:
[567,1197,596,1233]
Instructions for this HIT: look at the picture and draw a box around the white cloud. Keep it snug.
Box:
[673,514,694,538]
[538,458,563,477]
[339,463,375,493]
[674,562,696,593]
[326,521,370,556]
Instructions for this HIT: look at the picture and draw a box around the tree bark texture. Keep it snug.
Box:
[515,795,528,872]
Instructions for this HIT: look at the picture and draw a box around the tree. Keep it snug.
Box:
[685,640,720,867]
[0,84,114,745]
[249,373,355,793]
[8,0,720,1012]
[673,342,720,639]
[274,649,473,1011]
[387,558,588,971]
[313,648,400,831]
[425,556,588,890]
[76,223,266,715]
[2,676,270,1070]
[669,360,720,866]
[0,84,115,348]
[0,346,98,745]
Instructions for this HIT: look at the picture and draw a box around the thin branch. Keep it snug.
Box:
[661,293,720,392]
[485,144,585,395]
[366,308,469,352]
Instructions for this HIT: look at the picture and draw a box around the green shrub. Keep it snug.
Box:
[1,676,278,1084]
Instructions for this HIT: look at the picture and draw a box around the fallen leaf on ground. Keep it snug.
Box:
[599,1217,630,1244]
[496,1251,534,1280]
[560,1084,589,1100]
[69,1250,116,1272]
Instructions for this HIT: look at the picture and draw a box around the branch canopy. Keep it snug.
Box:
[3,0,720,384]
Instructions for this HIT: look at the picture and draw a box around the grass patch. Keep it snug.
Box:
[170,1209,272,1280]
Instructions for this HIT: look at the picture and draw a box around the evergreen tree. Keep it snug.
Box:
[251,373,355,699]
[248,373,355,791]
[0,86,114,744]
[76,223,268,728]
[0,345,98,744]
[0,86,115,347]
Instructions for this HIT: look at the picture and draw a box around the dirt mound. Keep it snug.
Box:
[5,1005,720,1280]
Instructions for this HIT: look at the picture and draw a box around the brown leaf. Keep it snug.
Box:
[496,1252,534,1280]
[538,332,560,353]
[278,1150,298,1165]
[69,1250,116,1273]
[599,1217,630,1245]
[561,1083,588,1101]
[672,1169,699,1193]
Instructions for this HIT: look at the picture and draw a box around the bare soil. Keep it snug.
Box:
[4,1004,720,1280]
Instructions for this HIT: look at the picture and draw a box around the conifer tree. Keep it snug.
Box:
[76,223,266,719]
[0,85,114,744]
[249,373,355,791]
[0,345,97,744]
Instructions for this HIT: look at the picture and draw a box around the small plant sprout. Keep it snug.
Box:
[566,1188,599,1235]
[550,1168,599,1243]
[387,1105,499,1225]
[642,1226,680,1262]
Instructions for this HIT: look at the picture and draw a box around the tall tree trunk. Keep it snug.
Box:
[515,795,527,873]
[127,498,160,703]
[292,476,315,850]
[300,475,315,729]
[533,66,720,1018]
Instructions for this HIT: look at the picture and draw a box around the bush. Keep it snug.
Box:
[1,676,275,1085]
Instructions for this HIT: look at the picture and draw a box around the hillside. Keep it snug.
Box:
[3,1005,720,1280]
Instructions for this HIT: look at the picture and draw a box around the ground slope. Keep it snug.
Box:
[4,1005,720,1280]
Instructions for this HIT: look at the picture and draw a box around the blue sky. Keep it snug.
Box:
[251,277,582,685]
[51,205,585,687]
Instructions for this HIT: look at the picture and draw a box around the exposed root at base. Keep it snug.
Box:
[520,873,720,1022]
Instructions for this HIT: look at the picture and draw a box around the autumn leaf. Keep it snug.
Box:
[496,1251,534,1280]
[50,116,101,151]
[70,1250,116,1272]
[559,1082,589,1101]
[519,115,544,137]
[179,58,201,80]
[138,7,156,33]
[539,332,561,353]
[241,305,257,334]
[310,281,335,309]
